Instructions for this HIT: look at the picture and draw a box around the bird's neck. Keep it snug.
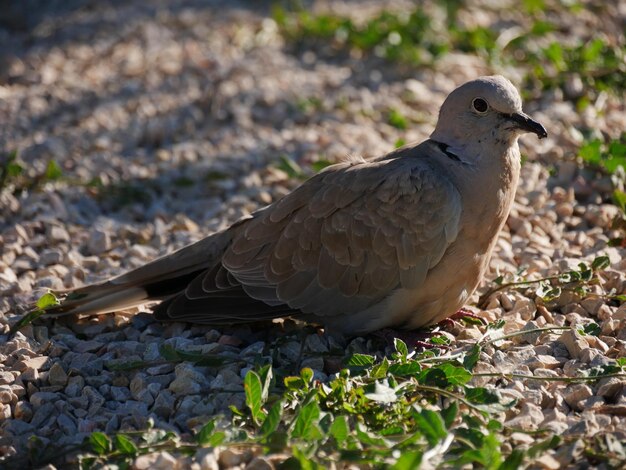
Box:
[454,140,521,242]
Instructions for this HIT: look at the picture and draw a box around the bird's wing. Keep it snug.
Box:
[157,141,462,323]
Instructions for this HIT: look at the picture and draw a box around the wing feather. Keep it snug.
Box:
[161,141,462,323]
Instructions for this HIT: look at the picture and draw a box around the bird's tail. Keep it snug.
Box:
[42,282,151,318]
[33,229,234,319]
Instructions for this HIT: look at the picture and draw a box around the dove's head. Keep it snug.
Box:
[430,75,547,152]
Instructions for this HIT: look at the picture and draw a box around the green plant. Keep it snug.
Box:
[387,108,408,130]
[524,38,626,101]
[0,150,63,194]
[12,328,626,468]
[272,6,447,66]
[0,150,24,191]
[576,134,626,247]
[478,255,622,308]
[10,281,626,469]
[578,134,626,175]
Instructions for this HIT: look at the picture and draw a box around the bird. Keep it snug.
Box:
[36,75,547,335]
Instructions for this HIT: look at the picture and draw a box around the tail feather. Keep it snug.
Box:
[42,228,234,318]
[45,283,150,317]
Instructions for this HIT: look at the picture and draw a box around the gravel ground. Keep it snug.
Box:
[0,0,625,468]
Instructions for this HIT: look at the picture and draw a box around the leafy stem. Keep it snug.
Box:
[477,256,611,309]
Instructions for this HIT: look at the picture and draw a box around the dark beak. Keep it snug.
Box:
[507,112,548,139]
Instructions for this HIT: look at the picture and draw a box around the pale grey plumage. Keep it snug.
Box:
[40,75,546,334]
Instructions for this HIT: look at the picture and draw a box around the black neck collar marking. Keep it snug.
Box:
[431,140,461,162]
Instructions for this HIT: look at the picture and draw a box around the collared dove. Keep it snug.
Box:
[40,75,546,334]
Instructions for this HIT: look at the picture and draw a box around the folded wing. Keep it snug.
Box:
[156,143,462,323]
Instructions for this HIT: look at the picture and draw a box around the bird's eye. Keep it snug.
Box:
[472,98,489,113]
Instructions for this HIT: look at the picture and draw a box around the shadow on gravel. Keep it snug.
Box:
[2,0,414,230]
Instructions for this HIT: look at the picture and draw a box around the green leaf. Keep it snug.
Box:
[300,367,314,384]
[78,456,97,469]
[44,160,63,181]
[527,435,561,458]
[292,446,324,470]
[609,140,626,159]
[487,419,502,432]
[465,387,503,405]
[438,363,472,386]
[311,160,333,172]
[579,139,603,165]
[196,419,216,445]
[429,335,451,346]
[530,20,554,36]
[208,431,226,447]
[420,367,450,387]
[394,338,408,360]
[244,370,266,426]
[543,42,564,71]
[578,322,601,337]
[588,364,623,377]
[603,155,626,174]
[463,344,481,371]
[591,255,610,271]
[537,284,562,301]
[113,434,137,455]
[442,401,459,429]
[388,361,421,377]
[10,309,48,334]
[487,319,506,330]
[329,415,349,446]
[370,357,390,379]
[380,425,404,437]
[388,108,408,129]
[0,150,23,189]
[613,190,626,213]
[459,315,486,326]
[414,409,447,446]
[291,401,321,440]
[88,432,111,455]
[259,364,274,401]
[455,432,502,468]
[354,423,388,447]
[7,161,23,178]
[284,376,306,391]
[346,353,375,366]
[391,450,423,469]
[346,353,376,371]
[36,292,60,309]
[581,38,604,62]
[457,418,488,447]
[260,400,283,436]
[263,431,288,451]
[498,450,524,470]
[278,155,304,179]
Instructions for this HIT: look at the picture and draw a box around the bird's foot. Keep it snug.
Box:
[439,308,487,328]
